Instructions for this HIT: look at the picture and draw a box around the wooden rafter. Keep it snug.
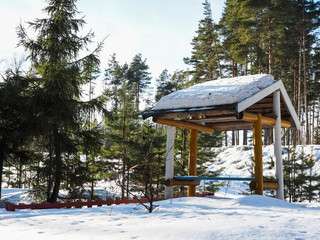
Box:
[155,118,215,133]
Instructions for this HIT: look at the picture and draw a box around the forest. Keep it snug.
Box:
[0,0,320,204]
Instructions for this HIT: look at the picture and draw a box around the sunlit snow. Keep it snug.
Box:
[1,145,320,239]
[153,74,275,110]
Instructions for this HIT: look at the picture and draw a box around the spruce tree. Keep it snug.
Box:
[17,0,105,203]
[0,69,39,199]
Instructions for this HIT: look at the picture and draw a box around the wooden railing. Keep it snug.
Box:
[5,193,215,211]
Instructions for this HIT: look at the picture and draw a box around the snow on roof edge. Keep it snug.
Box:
[153,74,275,111]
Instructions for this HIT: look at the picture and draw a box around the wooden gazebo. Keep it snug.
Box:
[142,74,300,200]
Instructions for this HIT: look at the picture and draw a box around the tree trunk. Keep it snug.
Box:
[243,130,248,145]
[91,155,95,199]
[47,146,53,202]
[225,131,228,147]
[48,157,62,203]
[316,111,320,144]
[121,97,127,200]
[303,29,309,144]
[244,56,248,76]
[213,39,222,79]
[297,31,303,145]
[232,131,235,146]
[136,84,140,111]
[0,151,4,200]
[48,128,63,203]
[18,162,22,188]
[312,75,316,144]
[267,4,273,76]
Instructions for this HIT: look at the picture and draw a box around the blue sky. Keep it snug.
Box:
[0,0,224,83]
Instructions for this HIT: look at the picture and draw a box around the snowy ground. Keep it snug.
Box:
[1,145,320,239]
[1,193,320,240]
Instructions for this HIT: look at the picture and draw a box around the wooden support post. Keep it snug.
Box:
[165,126,175,199]
[188,127,198,197]
[273,90,284,200]
[254,113,263,195]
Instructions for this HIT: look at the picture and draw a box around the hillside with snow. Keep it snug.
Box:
[210,145,320,197]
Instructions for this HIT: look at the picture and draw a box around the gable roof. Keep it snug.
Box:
[142,74,300,131]
[153,74,275,110]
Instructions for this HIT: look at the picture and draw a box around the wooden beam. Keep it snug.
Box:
[237,81,282,113]
[165,179,201,186]
[208,121,254,131]
[240,112,291,128]
[249,179,279,191]
[254,113,263,195]
[188,122,198,197]
[151,109,236,120]
[187,115,238,123]
[156,118,215,133]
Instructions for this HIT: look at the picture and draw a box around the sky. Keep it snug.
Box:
[0,0,225,84]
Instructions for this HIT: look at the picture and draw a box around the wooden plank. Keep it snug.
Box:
[187,115,239,123]
[254,113,263,195]
[247,103,274,109]
[207,122,254,131]
[188,124,198,197]
[156,118,215,133]
[151,109,236,120]
[249,179,279,191]
[239,112,291,128]
[237,81,282,113]
[165,179,201,186]
[6,199,153,211]
[278,83,301,130]
[204,109,236,117]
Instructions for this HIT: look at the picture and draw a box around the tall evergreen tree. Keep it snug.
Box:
[0,69,39,199]
[104,79,138,199]
[127,53,151,111]
[17,0,106,203]
[104,53,129,111]
[155,69,181,102]
[184,0,223,84]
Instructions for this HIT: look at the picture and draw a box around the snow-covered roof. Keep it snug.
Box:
[153,74,275,110]
[143,74,300,131]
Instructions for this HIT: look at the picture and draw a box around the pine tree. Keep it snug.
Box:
[155,69,183,102]
[129,120,166,199]
[127,53,151,111]
[17,0,106,203]
[104,77,138,199]
[184,0,223,84]
[104,53,129,112]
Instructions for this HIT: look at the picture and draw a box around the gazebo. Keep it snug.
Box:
[142,74,300,200]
